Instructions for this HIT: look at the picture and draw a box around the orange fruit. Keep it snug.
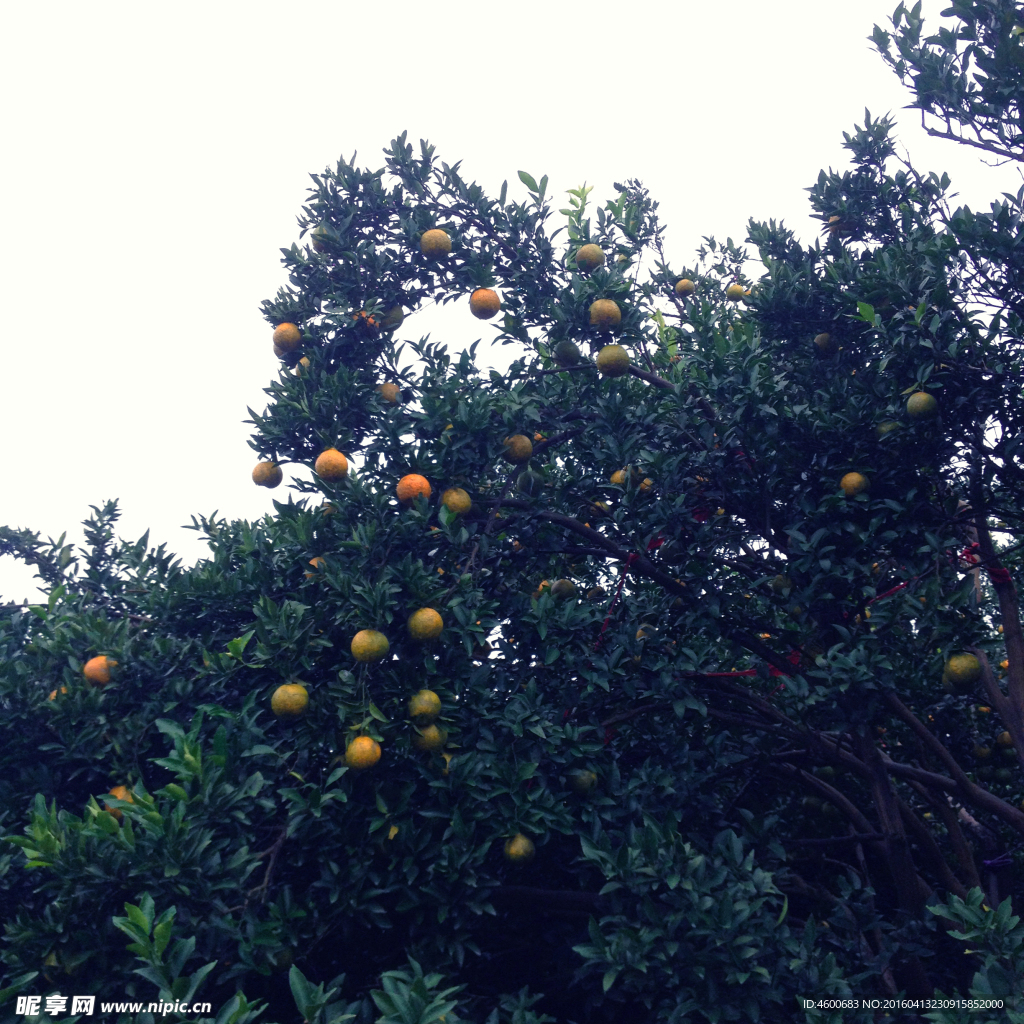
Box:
[408,607,443,641]
[408,689,442,724]
[575,244,605,272]
[503,435,533,464]
[48,686,68,701]
[104,785,134,822]
[310,223,332,252]
[674,278,695,296]
[351,630,390,662]
[725,283,745,301]
[504,833,535,862]
[596,344,629,377]
[813,333,835,353]
[353,310,379,335]
[827,215,842,235]
[998,730,1013,747]
[252,462,283,488]
[441,487,471,514]
[516,470,544,497]
[907,392,938,419]
[420,229,451,256]
[378,382,401,404]
[381,305,404,330]
[945,653,982,689]
[470,288,501,319]
[568,770,597,795]
[639,478,653,493]
[273,323,302,353]
[396,474,431,503]
[271,683,309,719]
[840,472,869,498]
[293,356,311,374]
[589,299,621,331]
[553,340,581,366]
[345,735,382,770]
[550,579,577,600]
[314,449,349,481]
[305,556,326,579]
[83,656,117,686]
[413,723,447,751]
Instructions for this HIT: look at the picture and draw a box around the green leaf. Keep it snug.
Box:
[518,170,539,192]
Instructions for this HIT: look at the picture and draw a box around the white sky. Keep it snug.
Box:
[1,0,1019,602]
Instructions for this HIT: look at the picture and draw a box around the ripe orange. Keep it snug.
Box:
[907,392,938,419]
[353,310,379,335]
[840,472,870,498]
[408,607,444,641]
[271,683,309,719]
[420,229,451,256]
[575,244,605,272]
[396,474,432,503]
[813,333,835,354]
[725,284,745,301]
[945,653,982,689]
[596,344,629,377]
[413,724,447,751]
[589,299,621,331]
[503,435,533,464]
[470,288,501,319]
[551,579,577,600]
[827,215,842,235]
[876,420,899,438]
[83,656,117,686]
[998,730,1013,747]
[48,686,68,701]
[504,833,535,863]
[293,356,311,374]
[408,689,441,724]
[441,487,471,514]
[273,323,302,353]
[252,462,283,488]
[378,382,401,404]
[345,735,382,770]
[105,785,134,822]
[351,630,390,662]
[314,449,349,481]
[305,557,326,579]
[675,278,695,296]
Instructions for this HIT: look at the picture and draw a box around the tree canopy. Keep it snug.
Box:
[3,4,1024,1022]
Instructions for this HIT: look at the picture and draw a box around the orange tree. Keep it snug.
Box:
[3,5,1024,1021]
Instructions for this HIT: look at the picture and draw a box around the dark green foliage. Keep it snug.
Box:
[3,5,1024,1021]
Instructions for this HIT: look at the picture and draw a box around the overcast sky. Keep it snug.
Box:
[1,1,1019,602]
